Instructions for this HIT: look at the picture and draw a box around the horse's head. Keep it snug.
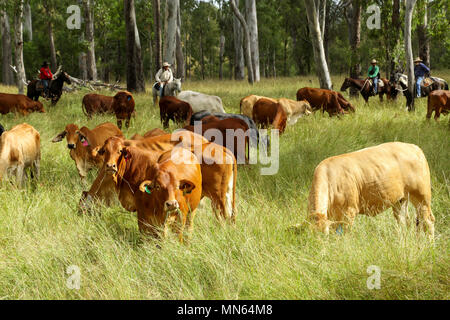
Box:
[172,78,182,95]
[60,71,71,84]
[340,78,351,91]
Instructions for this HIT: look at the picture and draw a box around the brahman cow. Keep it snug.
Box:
[252,98,287,134]
[82,93,114,118]
[177,90,225,113]
[52,122,123,180]
[136,147,202,242]
[159,96,193,129]
[0,123,40,187]
[277,98,312,125]
[0,93,45,116]
[240,95,277,118]
[130,128,167,140]
[112,91,135,129]
[307,142,435,238]
[427,90,450,121]
[80,131,237,222]
[296,87,355,116]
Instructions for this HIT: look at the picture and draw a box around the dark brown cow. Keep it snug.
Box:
[82,93,114,118]
[52,122,123,180]
[130,128,167,140]
[427,90,450,121]
[112,91,135,129]
[80,132,237,222]
[183,117,249,164]
[252,98,287,135]
[0,93,45,116]
[296,87,355,116]
[159,96,193,129]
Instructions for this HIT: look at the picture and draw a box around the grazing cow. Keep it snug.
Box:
[296,87,355,116]
[308,142,435,238]
[0,123,40,187]
[130,128,167,140]
[81,132,237,222]
[136,148,202,242]
[112,91,135,129]
[0,93,45,116]
[277,98,312,125]
[52,122,123,180]
[184,117,250,163]
[426,90,450,121]
[82,93,114,118]
[252,98,287,134]
[178,90,225,113]
[159,96,193,129]
[240,95,277,118]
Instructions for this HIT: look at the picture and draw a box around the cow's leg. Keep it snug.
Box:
[434,108,441,121]
[412,198,435,239]
[16,163,25,188]
[117,119,123,130]
[393,198,409,226]
[32,158,40,180]
[125,116,131,129]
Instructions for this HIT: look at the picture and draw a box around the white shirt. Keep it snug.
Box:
[155,68,174,83]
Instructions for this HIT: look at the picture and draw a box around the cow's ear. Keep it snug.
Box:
[179,180,195,195]
[139,180,153,194]
[92,146,104,157]
[120,147,131,159]
[77,131,90,146]
[52,131,67,143]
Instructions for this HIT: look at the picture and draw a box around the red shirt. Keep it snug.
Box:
[40,67,53,80]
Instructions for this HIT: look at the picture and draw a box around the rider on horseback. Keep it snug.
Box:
[155,62,174,97]
[414,57,430,98]
[368,59,380,95]
[39,61,53,98]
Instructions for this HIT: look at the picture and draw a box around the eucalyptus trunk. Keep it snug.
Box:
[1,9,14,85]
[405,0,417,111]
[14,0,26,94]
[83,0,97,81]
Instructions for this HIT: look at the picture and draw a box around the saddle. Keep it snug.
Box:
[368,78,384,88]
[422,77,433,87]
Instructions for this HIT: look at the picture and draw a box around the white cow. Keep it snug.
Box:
[0,123,41,187]
[307,142,435,238]
[278,98,312,125]
[177,90,225,113]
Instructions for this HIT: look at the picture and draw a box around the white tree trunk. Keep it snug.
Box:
[245,0,260,82]
[14,0,26,94]
[164,0,177,66]
[232,0,245,80]
[23,0,32,41]
[405,0,417,111]
[175,0,184,79]
[1,9,14,85]
[133,3,145,92]
[304,0,332,90]
[83,0,97,81]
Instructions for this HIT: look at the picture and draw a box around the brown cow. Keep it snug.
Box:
[252,98,287,134]
[112,91,135,129]
[82,93,114,118]
[0,93,45,116]
[130,128,167,140]
[296,87,355,116]
[159,96,193,129]
[80,131,237,222]
[52,122,123,180]
[0,123,40,187]
[427,90,450,121]
[135,147,202,242]
[183,117,249,164]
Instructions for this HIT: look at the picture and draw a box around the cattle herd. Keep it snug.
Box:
[0,83,446,242]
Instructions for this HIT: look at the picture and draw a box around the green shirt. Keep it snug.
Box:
[368,65,380,78]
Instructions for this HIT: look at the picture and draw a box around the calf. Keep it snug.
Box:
[136,148,202,242]
[252,98,287,134]
[82,93,114,118]
[159,96,193,129]
[427,90,450,121]
[112,91,135,129]
[0,123,40,187]
[308,142,435,238]
[52,122,122,180]
[0,93,45,116]
[296,87,355,116]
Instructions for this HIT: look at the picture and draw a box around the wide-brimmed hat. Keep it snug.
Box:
[42,61,49,67]
[414,57,423,63]
[163,62,171,67]
[371,59,377,64]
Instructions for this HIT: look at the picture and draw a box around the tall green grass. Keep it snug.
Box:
[0,73,448,299]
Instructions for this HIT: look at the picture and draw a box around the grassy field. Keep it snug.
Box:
[0,72,448,300]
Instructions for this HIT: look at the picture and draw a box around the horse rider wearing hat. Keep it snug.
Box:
[155,62,174,97]
[368,59,380,95]
[414,57,430,98]
[39,61,53,97]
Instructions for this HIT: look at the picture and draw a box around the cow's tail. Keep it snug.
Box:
[81,100,88,117]
[308,165,329,225]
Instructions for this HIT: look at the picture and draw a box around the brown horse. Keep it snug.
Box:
[340,77,391,103]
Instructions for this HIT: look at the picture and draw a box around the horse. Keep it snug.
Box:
[390,72,448,99]
[389,72,414,110]
[152,78,182,106]
[27,68,72,105]
[340,77,391,103]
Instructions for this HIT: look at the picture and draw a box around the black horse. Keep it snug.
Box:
[27,70,71,105]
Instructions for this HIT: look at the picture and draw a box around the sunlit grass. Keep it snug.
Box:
[0,72,448,299]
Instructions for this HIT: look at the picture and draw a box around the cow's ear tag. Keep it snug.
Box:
[145,185,152,195]
[82,140,89,147]
[127,96,132,101]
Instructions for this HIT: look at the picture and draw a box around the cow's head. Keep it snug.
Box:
[52,124,90,150]
[92,136,127,174]
[113,91,134,111]
[32,101,45,113]
[173,78,182,95]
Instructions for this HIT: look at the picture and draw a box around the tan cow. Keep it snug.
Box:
[0,123,40,187]
[307,142,435,238]
[52,122,123,180]
[277,98,312,125]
